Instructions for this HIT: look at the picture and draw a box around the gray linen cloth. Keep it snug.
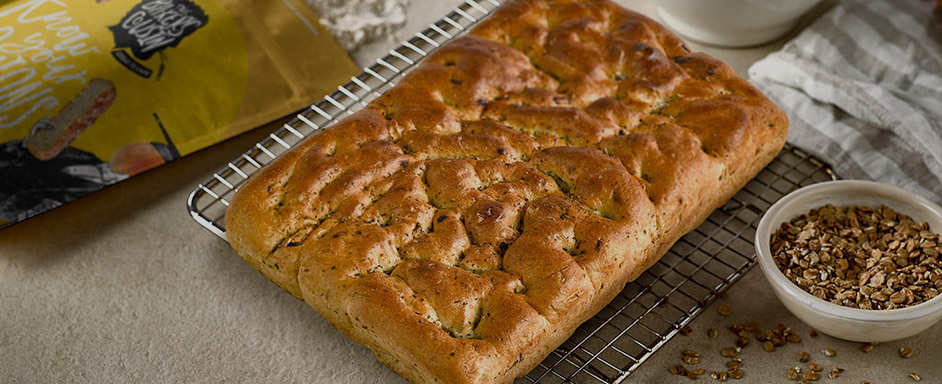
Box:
[748,0,942,204]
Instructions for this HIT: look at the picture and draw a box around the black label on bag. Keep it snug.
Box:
[111,50,153,78]
[109,0,209,62]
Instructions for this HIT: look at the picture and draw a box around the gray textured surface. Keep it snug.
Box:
[2,1,939,383]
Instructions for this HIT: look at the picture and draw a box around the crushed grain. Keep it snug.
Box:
[809,361,823,372]
[787,367,800,380]
[728,366,743,379]
[770,205,942,310]
[710,371,728,381]
[721,347,740,358]
[763,341,775,352]
[803,370,820,381]
[736,336,750,348]
[900,347,914,358]
[828,368,844,379]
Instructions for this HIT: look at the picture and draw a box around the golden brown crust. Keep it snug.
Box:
[225,0,788,382]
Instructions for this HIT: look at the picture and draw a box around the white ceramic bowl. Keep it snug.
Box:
[655,0,822,47]
[755,180,942,342]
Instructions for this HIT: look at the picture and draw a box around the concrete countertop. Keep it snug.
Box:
[2,1,939,383]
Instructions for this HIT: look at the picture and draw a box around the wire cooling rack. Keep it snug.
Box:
[521,146,835,383]
[187,0,837,382]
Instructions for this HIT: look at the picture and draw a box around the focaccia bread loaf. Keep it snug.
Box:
[225,0,788,382]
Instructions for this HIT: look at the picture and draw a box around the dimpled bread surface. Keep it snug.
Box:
[225,0,788,382]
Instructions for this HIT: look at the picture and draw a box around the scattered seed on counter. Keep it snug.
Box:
[900,347,914,358]
[669,319,901,383]
[728,366,743,379]
[755,330,772,341]
[787,367,801,380]
[828,368,844,379]
[718,304,734,316]
[736,336,750,348]
[742,322,759,331]
[798,351,810,362]
[809,361,823,372]
[679,325,694,336]
[803,370,820,381]
[909,372,921,382]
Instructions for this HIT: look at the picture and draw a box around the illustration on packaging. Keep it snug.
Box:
[0,0,246,227]
[0,0,360,229]
[109,0,209,79]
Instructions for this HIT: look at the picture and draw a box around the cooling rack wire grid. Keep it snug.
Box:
[187,1,837,382]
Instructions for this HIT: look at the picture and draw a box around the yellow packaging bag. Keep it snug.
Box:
[0,0,360,227]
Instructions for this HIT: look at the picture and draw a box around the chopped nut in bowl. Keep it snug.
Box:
[755,180,942,342]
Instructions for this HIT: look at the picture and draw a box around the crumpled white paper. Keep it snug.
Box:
[305,0,410,51]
